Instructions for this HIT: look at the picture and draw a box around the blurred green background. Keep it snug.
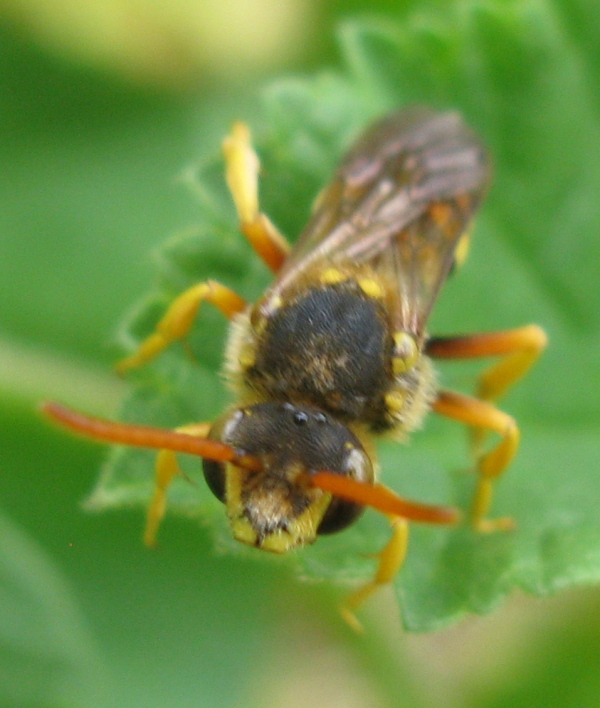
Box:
[2,1,600,706]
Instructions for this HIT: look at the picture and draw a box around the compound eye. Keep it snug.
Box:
[203,458,226,503]
[202,410,245,504]
[317,446,373,535]
[316,496,364,535]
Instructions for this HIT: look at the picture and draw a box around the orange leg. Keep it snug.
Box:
[223,122,290,273]
[310,472,459,629]
[426,325,547,403]
[427,324,546,466]
[432,390,519,532]
[426,325,546,529]
[117,280,246,373]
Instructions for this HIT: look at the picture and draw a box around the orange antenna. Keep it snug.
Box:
[41,402,261,471]
[310,471,460,525]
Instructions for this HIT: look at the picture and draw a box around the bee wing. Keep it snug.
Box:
[274,107,492,337]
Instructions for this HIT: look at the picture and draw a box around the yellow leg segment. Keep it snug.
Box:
[144,422,211,547]
[433,390,519,532]
[223,122,290,273]
[475,325,548,402]
[117,280,246,374]
[341,516,409,632]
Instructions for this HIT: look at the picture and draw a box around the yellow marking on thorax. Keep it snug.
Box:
[320,268,385,301]
[320,268,347,285]
[384,390,406,414]
[357,277,384,299]
[392,332,419,374]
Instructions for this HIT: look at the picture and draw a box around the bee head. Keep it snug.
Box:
[203,402,374,553]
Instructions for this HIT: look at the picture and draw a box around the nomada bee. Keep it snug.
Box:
[44,107,547,628]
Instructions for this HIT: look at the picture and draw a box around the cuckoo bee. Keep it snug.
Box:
[43,107,546,628]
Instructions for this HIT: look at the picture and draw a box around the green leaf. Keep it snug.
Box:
[91,0,600,631]
[0,511,106,707]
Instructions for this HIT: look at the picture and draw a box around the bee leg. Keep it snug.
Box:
[223,122,290,272]
[341,516,409,632]
[309,472,459,629]
[116,280,246,373]
[432,390,519,533]
[144,422,211,547]
[426,325,547,452]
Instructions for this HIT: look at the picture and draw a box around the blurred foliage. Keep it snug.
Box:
[0,0,316,85]
[1,0,600,706]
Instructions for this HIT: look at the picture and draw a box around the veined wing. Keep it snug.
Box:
[273,107,492,336]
